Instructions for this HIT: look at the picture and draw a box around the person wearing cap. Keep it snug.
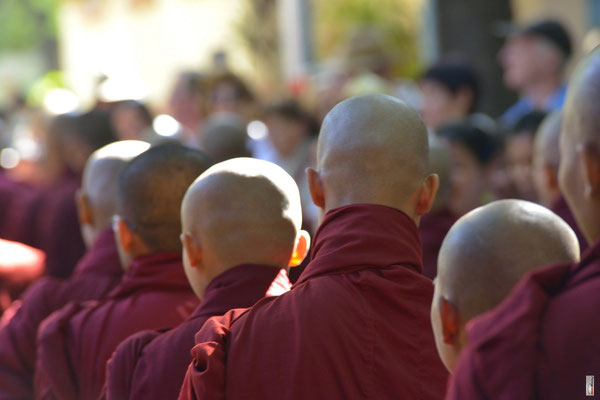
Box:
[498,20,572,127]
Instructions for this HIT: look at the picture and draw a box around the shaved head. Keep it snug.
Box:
[315,94,431,213]
[82,140,150,226]
[117,143,213,252]
[438,199,579,319]
[534,111,562,170]
[182,157,302,270]
[559,47,600,244]
[200,113,250,162]
[432,199,579,371]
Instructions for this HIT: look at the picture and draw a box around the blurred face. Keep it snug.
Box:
[505,133,536,201]
[446,141,486,217]
[111,105,149,141]
[499,36,556,91]
[532,147,555,208]
[420,81,460,131]
[266,115,308,159]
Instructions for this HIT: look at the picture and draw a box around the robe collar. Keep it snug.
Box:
[72,227,122,278]
[296,204,422,285]
[191,264,290,320]
[109,252,188,298]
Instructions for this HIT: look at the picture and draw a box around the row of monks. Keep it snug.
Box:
[0,49,598,400]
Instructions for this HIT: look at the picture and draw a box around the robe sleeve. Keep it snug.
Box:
[178,309,249,400]
[102,329,160,400]
[35,302,90,400]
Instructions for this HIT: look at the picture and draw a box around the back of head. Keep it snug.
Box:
[534,111,562,170]
[182,157,302,269]
[316,94,430,213]
[437,121,499,166]
[422,61,480,113]
[559,47,600,244]
[82,140,151,230]
[117,143,213,252]
[200,113,250,162]
[437,199,579,321]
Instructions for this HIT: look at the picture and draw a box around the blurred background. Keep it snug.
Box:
[0,0,598,305]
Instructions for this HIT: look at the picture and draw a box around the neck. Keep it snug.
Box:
[523,75,562,108]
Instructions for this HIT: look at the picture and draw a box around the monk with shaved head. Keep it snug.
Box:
[101,158,301,399]
[0,140,148,399]
[431,199,579,373]
[34,144,212,400]
[179,93,448,399]
[447,48,600,400]
[533,111,587,250]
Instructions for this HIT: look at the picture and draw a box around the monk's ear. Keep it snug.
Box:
[439,296,459,346]
[543,165,559,191]
[181,232,203,269]
[288,230,310,267]
[113,215,134,254]
[581,143,600,198]
[415,173,440,216]
[306,167,325,209]
[75,189,94,226]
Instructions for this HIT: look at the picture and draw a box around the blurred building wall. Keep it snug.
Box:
[58,0,256,109]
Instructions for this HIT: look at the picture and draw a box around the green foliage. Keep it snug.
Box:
[314,0,422,78]
[0,0,58,51]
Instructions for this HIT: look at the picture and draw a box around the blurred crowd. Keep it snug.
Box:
[0,18,584,302]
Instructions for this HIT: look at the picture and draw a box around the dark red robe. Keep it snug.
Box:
[446,238,600,400]
[35,252,198,400]
[552,195,588,253]
[0,228,121,399]
[0,171,34,240]
[102,264,291,400]
[419,207,458,279]
[4,171,85,278]
[179,204,449,400]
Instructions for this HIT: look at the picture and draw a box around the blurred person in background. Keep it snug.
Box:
[532,110,587,251]
[208,72,257,122]
[437,121,501,218]
[504,110,547,202]
[262,99,319,233]
[168,72,210,147]
[110,100,153,141]
[5,111,116,279]
[199,113,251,162]
[420,60,481,131]
[499,20,572,126]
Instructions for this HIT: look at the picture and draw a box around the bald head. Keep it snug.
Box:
[534,111,562,170]
[200,113,250,162]
[82,140,150,227]
[315,94,431,214]
[117,143,213,252]
[559,47,600,244]
[438,199,579,321]
[182,157,302,270]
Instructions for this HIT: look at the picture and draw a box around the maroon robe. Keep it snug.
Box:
[552,195,588,252]
[419,207,457,279]
[0,228,121,399]
[0,171,34,240]
[5,171,85,278]
[179,204,449,400]
[35,252,198,400]
[446,238,600,400]
[102,265,291,400]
